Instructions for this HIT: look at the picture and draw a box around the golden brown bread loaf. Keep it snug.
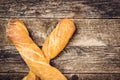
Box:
[6,18,75,80]
[23,71,40,80]
[42,19,75,60]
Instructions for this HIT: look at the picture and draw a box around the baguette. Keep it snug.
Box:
[6,18,75,80]
[42,19,75,60]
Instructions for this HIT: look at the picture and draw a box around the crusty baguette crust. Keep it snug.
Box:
[23,71,40,80]
[6,18,75,80]
[7,19,43,80]
[6,19,47,63]
[42,19,75,59]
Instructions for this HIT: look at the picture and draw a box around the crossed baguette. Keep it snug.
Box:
[6,18,75,80]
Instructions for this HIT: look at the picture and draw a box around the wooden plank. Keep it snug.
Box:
[0,0,120,18]
[66,73,120,80]
[0,19,9,46]
[54,46,120,73]
[0,73,120,80]
[0,46,120,73]
[0,73,26,80]
[0,18,120,47]
[0,50,29,72]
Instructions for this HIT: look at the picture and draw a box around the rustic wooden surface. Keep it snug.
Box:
[0,0,120,80]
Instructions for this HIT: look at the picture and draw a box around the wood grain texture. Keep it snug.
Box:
[0,18,120,47]
[0,0,120,18]
[0,73,120,80]
[0,0,120,79]
[0,46,120,73]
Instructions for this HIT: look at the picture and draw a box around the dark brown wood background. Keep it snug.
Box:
[0,0,120,80]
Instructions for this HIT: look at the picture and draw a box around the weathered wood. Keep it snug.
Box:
[0,73,120,80]
[0,73,26,80]
[0,0,120,18]
[0,0,120,79]
[0,19,120,47]
[0,46,120,73]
